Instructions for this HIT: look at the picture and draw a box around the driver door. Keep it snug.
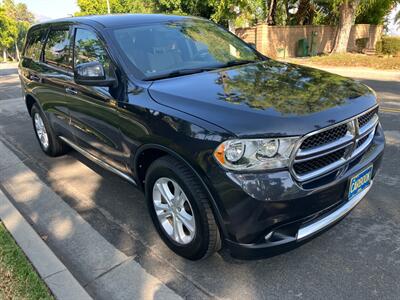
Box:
[66,26,127,172]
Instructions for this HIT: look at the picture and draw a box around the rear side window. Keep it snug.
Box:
[44,28,72,70]
[74,28,113,76]
[24,28,46,61]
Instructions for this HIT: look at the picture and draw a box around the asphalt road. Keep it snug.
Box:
[1,62,399,299]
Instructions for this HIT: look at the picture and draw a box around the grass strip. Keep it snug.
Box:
[0,222,53,300]
[287,54,400,70]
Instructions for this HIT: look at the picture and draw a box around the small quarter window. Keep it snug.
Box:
[44,28,72,70]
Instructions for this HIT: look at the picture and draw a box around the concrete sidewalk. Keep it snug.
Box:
[0,139,181,300]
[0,189,91,300]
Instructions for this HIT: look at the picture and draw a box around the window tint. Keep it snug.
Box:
[44,28,72,70]
[74,28,112,74]
[24,28,46,61]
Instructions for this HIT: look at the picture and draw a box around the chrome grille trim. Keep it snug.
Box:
[359,114,379,136]
[290,105,379,182]
[296,133,354,158]
[294,141,352,163]
[351,127,376,159]
[294,158,348,182]
[300,124,348,150]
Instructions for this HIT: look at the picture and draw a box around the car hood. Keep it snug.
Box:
[148,60,377,137]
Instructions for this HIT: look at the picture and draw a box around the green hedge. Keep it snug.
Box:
[376,37,400,56]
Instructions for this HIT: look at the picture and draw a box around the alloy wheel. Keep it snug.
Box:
[34,113,49,150]
[152,177,196,245]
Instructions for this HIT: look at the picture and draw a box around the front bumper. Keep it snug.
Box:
[207,124,385,259]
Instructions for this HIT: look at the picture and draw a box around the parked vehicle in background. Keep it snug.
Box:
[19,14,385,260]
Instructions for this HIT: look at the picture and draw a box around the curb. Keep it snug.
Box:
[0,189,92,300]
[0,138,182,299]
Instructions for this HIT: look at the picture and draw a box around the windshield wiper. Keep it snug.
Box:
[144,60,258,81]
[222,59,257,67]
[144,67,218,81]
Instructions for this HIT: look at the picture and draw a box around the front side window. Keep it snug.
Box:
[44,28,72,70]
[74,28,112,75]
[112,19,262,80]
[24,28,46,61]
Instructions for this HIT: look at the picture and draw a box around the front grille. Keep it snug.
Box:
[291,107,379,182]
[358,108,377,128]
[300,124,348,150]
[293,148,346,175]
[357,135,369,148]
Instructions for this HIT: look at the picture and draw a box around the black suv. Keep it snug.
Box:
[19,14,385,260]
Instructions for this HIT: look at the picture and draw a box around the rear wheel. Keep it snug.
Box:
[145,156,221,260]
[31,104,69,156]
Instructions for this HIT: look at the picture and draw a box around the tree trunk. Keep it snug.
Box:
[295,0,315,25]
[3,49,7,62]
[266,0,277,25]
[331,0,360,54]
[285,0,290,25]
[15,42,20,61]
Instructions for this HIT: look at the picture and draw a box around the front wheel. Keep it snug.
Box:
[145,156,221,260]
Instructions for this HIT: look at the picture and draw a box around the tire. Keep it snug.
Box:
[145,155,221,260]
[31,104,69,156]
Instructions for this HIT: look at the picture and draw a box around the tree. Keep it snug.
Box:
[331,0,400,53]
[294,0,316,25]
[0,6,18,62]
[2,0,34,22]
[76,0,264,30]
[76,0,214,16]
[1,0,34,60]
[15,21,30,59]
[356,0,399,24]
[266,0,277,25]
[210,0,241,30]
[331,0,361,53]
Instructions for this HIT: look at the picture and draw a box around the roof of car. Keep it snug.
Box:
[32,14,200,29]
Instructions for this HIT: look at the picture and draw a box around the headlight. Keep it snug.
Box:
[214,137,299,171]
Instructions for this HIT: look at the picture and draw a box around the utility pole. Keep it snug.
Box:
[106,0,111,14]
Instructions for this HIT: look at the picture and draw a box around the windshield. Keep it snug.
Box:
[112,19,262,80]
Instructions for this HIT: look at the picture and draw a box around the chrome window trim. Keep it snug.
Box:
[290,105,379,182]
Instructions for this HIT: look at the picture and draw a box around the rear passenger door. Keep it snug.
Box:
[66,26,127,172]
[20,26,47,91]
[39,25,75,139]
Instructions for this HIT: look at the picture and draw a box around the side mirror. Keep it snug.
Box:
[74,61,117,87]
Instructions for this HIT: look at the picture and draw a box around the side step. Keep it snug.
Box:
[59,136,137,186]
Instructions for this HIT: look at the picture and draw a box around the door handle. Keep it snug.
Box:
[65,87,78,95]
[30,74,40,82]
[108,99,118,107]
